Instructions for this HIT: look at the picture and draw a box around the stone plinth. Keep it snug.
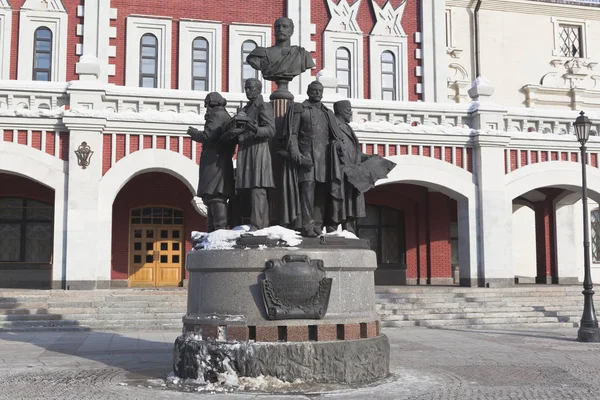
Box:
[174,243,389,385]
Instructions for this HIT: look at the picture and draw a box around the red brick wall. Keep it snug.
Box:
[111,172,205,280]
[365,183,455,282]
[533,188,563,282]
[312,0,421,100]
[109,0,284,90]
[0,173,55,204]
[9,1,82,81]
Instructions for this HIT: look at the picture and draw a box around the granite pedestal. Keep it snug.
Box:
[173,241,390,385]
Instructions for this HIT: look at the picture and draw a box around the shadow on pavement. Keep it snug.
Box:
[0,295,179,380]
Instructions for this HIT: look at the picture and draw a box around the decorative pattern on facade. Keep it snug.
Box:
[1,129,69,160]
[325,0,362,33]
[505,148,599,174]
[370,0,407,37]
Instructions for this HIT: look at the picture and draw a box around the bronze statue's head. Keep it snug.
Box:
[306,81,324,103]
[244,78,262,101]
[204,92,227,117]
[274,17,294,42]
[334,100,353,123]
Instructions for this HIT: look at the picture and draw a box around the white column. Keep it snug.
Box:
[76,0,113,82]
[457,197,479,287]
[473,134,513,287]
[420,0,447,102]
[62,116,107,289]
[287,0,315,96]
[555,200,581,283]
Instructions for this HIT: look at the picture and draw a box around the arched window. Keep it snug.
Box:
[336,47,351,98]
[139,34,158,88]
[592,209,600,263]
[0,198,53,263]
[357,205,405,266]
[33,27,52,81]
[381,51,396,101]
[192,37,209,91]
[241,40,258,90]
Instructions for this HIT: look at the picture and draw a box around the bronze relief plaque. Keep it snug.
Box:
[261,255,332,320]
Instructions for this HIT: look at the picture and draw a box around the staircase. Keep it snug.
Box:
[377,285,584,329]
[0,285,588,331]
[0,288,187,332]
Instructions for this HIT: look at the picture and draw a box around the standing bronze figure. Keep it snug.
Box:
[283,81,345,237]
[328,100,367,233]
[187,92,235,232]
[231,78,276,231]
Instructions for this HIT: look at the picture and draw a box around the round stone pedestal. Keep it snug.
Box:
[173,242,390,385]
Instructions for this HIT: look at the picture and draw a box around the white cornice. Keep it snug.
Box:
[447,0,600,20]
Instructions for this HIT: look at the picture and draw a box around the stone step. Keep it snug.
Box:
[415,316,570,327]
[380,311,574,321]
[0,320,183,332]
[0,312,185,322]
[375,286,582,295]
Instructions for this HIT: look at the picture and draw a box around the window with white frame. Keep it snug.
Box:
[192,37,209,91]
[33,27,52,81]
[323,31,363,99]
[369,36,408,101]
[228,24,271,94]
[139,34,158,88]
[125,16,172,88]
[381,51,396,101]
[552,17,588,59]
[242,40,258,90]
[336,47,351,98]
[18,0,67,82]
[559,24,583,58]
[179,20,221,91]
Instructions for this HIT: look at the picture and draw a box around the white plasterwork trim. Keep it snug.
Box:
[323,30,363,99]
[22,0,66,12]
[179,20,222,92]
[125,16,172,88]
[369,35,408,101]
[228,24,271,94]
[17,9,68,82]
[325,0,362,33]
[0,7,11,80]
[370,0,406,37]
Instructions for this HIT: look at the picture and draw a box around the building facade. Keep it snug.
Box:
[2,0,600,290]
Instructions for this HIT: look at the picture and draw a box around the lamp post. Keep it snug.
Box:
[575,111,600,342]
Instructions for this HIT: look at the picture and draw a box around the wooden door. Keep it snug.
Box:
[130,227,157,286]
[156,227,183,287]
[129,225,183,287]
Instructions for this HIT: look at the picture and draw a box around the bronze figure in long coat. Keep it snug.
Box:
[234,78,275,230]
[187,92,235,232]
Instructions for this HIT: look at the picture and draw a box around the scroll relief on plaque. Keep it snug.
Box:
[261,255,332,320]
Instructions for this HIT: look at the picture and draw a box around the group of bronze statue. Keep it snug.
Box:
[187,17,394,238]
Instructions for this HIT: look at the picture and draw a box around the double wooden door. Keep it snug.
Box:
[129,225,183,287]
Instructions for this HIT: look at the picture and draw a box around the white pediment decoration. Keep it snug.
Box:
[325,0,362,33]
[371,0,406,37]
[21,0,66,12]
[522,58,600,109]
[0,1,10,9]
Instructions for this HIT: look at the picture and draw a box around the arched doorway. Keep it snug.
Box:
[111,172,205,288]
[129,206,184,287]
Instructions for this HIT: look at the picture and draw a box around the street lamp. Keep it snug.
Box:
[574,111,600,342]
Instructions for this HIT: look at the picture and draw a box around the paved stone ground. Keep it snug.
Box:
[1,327,600,399]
